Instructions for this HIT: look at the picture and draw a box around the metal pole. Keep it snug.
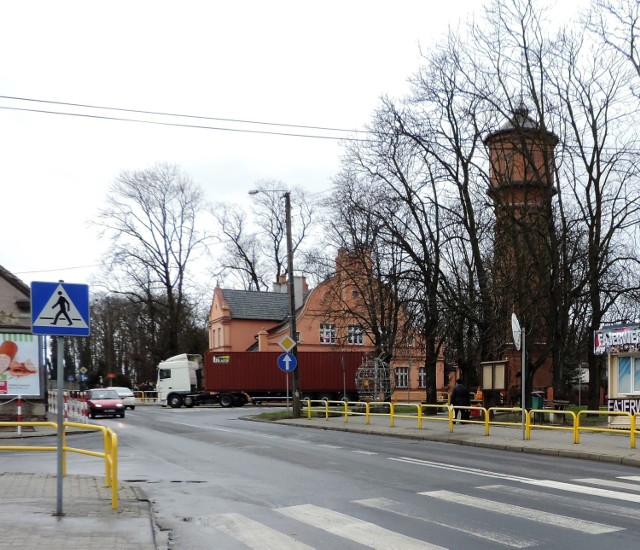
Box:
[284,192,301,418]
[285,372,290,412]
[56,336,64,516]
[342,354,346,401]
[521,329,526,441]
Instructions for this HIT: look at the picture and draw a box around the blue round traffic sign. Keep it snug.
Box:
[277,352,297,372]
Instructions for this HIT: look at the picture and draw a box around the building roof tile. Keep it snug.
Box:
[220,289,291,321]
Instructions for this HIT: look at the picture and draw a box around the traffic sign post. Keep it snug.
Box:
[277,352,297,372]
[30,281,90,517]
[512,313,526,441]
[31,281,90,337]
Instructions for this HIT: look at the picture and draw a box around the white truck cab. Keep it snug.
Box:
[156,353,203,407]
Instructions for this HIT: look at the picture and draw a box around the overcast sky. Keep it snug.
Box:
[3,0,582,290]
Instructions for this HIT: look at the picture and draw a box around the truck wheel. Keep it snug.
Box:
[168,395,183,408]
[319,394,333,402]
[184,396,195,408]
[219,393,233,408]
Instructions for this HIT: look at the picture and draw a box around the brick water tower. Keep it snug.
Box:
[483,105,559,404]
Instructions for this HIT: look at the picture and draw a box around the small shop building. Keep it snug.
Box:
[594,323,640,428]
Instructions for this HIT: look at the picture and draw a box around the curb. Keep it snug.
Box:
[275,418,640,468]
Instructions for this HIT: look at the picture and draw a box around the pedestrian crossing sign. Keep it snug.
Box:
[30,281,90,337]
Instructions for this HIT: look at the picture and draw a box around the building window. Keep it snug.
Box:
[396,367,409,389]
[418,367,426,388]
[618,356,640,394]
[347,325,364,345]
[320,323,336,345]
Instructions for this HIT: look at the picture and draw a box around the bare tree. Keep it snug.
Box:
[209,205,267,290]
[96,162,209,362]
[589,0,640,90]
[550,24,640,407]
[210,180,316,290]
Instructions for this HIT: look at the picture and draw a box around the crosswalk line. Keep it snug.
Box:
[574,478,640,492]
[618,475,640,482]
[278,503,445,550]
[479,484,640,520]
[355,497,537,548]
[520,479,640,503]
[200,513,313,549]
[420,490,622,534]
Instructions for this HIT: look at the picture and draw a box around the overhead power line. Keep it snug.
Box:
[0,95,369,141]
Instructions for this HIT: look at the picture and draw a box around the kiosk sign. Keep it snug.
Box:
[594,325,640,355]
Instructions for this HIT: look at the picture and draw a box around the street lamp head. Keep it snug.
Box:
[248,188,289,198]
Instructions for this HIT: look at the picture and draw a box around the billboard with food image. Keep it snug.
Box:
[0,333,40,396]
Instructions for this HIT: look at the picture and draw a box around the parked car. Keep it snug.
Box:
[86,389,125,419]
[110,386,136,410]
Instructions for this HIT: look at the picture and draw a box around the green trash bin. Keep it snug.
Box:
[531,392,544,409]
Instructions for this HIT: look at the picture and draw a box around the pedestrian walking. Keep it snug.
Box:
[450,378,471,422]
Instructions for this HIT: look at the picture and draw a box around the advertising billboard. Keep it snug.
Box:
[0,332,41,396]
[594,324,640,355]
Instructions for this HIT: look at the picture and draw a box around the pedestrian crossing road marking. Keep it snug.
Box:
[197,513,313,549]
[278,503,446,550]
[419,490,622,534]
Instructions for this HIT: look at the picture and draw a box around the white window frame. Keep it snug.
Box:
[618,356,640,394]
[418,367,426,388]
[320,323,336,345]
[347,325,364,345]
[396,367,409,389]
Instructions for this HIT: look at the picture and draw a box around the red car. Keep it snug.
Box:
[87,389,126,419]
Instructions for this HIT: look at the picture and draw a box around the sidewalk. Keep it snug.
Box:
[277,412,640,467]
[0,426,156,550]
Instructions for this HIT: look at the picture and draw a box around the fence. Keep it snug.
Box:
[133,390,158,403]
[303,400,640,449]
[47,390,89,423]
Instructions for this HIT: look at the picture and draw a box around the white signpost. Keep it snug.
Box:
[512,313,526,440]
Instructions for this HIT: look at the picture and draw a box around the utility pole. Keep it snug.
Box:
[249,189,301,418]
[284,191,301,417]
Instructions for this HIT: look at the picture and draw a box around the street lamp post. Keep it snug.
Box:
[249,189,301,417]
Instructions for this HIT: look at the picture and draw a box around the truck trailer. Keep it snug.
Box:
[157,351,368,408]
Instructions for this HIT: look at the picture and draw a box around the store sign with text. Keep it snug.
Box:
[594,325,640,355]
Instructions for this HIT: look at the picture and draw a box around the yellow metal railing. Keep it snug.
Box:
[0,421,119,509]
[301,401,640,448]
[134,390,158,403]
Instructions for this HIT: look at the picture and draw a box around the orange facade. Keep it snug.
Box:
[207,252,446,402]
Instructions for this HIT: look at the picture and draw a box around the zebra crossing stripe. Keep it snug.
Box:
[480,484,640,521]
[355,497,537,548]
[420,490,622,534]
[618,476,640,482]
[278,503,445,550]
[200,513,313,549]
[575,478,640,492]
[520,479,640,503]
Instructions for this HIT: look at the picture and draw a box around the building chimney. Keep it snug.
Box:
[257,329,269,351]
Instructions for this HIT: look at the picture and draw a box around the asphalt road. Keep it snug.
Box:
[5,406,640,549]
